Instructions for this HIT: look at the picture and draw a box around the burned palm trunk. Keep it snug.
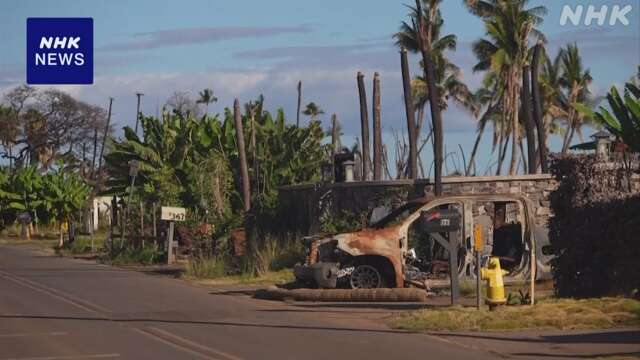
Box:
[357,72,371,181]
[134,92,143,135]
[234,99,251,213]
[331,113,340,155]
[522,65,537,174]
[296,81,302,127]
[423,32,444,193]
[400,48,418,179]
[531,42,548,173]
[372,72,382,181]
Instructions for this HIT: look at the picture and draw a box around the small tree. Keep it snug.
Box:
[42,171,90,247]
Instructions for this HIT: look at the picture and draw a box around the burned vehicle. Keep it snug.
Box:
[294,194,552,289]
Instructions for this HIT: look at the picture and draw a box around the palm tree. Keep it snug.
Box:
[197,88,218,115]
[302,102,324,123]
[396,0,472,185]
[465,0,546,174]
[410,68,475,135]
[558,43,594,153]
[537,48,565,154]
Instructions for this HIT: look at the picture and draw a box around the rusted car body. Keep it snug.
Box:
[294,194,552,289]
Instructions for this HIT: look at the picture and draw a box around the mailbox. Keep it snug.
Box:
[420,208,461,233]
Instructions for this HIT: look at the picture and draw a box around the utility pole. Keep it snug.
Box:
[135,92,144,135]
[120,160,139,249]
[97,97,113,182]
[234,99,251,213]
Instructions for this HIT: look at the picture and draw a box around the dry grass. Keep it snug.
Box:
[393,297,640,332]
[186,268,295,287]
[0,237,58,250]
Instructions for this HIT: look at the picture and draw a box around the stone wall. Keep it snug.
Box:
[278,174,559,235]
[279,169,640,235]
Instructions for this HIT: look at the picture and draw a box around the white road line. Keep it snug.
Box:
[134,328,217,360]
[148,327,244,360]
[0,332,68,338]
[1,354,120,360]
[135,327,244,360]
[0,270,110,314]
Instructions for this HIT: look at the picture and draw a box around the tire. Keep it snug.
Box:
[349,264,382,289]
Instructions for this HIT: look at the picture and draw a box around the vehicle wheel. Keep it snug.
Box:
[349,264,382,289]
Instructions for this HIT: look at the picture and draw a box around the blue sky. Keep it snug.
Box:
[1,0,639,175]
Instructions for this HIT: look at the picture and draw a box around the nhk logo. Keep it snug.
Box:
[560,4,633,26]
[27,18,93,84]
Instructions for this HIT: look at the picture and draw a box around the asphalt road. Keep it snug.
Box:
[2,245,638,360]
[0,244,495,360]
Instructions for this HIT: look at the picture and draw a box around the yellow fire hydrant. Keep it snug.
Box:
[481,257,508,309]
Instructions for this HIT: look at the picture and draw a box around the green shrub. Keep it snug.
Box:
[550,155,640,297]
[320,210,363,234]
[68,238,92,254]
[109,246,163,265]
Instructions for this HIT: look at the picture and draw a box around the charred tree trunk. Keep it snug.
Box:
[400,48,418,179]
[234,99,251,213]
[531,42,548,173]
[372,72,382,181]
[382,144,392,180]
[296,81,302,127]
[522,65,537,174]
[357,71,371,181]
[135,93,143,135]
[331,113,340,155]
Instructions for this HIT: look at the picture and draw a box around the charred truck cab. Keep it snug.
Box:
[294,194,551,289]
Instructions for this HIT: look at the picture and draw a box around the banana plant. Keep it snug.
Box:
[8,166,45,217]
[42,170,90,245]
[104,98,329,226]
[0,168,21,230]
[577,83,640,153]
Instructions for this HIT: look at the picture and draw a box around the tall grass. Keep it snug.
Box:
[243,235,305,277]
[186,256,227,278]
